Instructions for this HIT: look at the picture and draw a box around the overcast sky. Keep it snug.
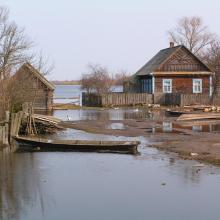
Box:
[2,0,220,80]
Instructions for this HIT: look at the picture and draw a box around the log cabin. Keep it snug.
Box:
[125,43,215,98]
[12,63,55,111]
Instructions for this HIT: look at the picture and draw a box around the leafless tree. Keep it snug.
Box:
[81,64,113,94]
[32,51,54,76]
[0,7,32,79]
[0,6,54,119]
[168,16,216,56]
[114,70,131,85]
[0,6,33,118]
[202,41,220,95]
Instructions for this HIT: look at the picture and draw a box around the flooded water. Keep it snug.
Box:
[53,107,150,121]
[1,142,220,220]
[54,85,123,105]
[2,86,220,220]
[54,85,82,104]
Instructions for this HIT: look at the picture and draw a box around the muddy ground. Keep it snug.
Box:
[60,110,220,166]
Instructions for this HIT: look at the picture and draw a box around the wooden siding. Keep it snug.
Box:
[13,66,53,110]
[154,75,210,94]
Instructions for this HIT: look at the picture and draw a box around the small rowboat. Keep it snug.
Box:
[13,136,140,154]
[165,109,191,117]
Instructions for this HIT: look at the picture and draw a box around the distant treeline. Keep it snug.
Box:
[51,80,81,85]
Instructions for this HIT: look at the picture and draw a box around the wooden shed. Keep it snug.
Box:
[12,63,55,111]
[126,43,214,96]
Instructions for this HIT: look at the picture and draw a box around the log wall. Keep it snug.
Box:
[154,76,210,94]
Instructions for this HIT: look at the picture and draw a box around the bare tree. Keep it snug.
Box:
[0,6,54,119]
[114,70,131,85]
[81,64,113,94]
[202,41,220,95]
[0,7,33,118]
[168,16,216,56]
[0,7,32,79]
[32,51,54,76]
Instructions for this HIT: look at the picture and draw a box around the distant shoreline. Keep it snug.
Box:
[51,81,81,85]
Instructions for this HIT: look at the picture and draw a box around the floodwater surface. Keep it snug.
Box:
[1,86,220,220]
[1,143,220,220]
[53,107,151,121]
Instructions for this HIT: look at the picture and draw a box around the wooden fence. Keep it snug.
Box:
[82,93,153,107]
[153,93,220,107]
[180,94,211,107]
[0,123,9,146]
[82,92,220,107]
[0,111,23,148]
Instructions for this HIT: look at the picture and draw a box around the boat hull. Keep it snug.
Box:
[13,136,140,154]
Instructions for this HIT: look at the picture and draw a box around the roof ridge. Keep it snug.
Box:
[159,45,182,52]
[23,63,55,90]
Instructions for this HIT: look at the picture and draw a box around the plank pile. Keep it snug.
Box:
[21,113,63,135]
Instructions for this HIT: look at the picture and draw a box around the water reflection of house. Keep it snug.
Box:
[125,43,214,97]
[12,63,55,111]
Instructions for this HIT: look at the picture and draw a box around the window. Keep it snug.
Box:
[193,79,202,93]
[163,79,172,93]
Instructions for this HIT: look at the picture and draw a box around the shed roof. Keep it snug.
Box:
[18,63,55,91]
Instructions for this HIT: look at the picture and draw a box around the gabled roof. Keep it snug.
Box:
[135,45,213,76]
[17,63,55,90]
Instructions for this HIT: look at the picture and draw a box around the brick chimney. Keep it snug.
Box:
[170,42,174,48]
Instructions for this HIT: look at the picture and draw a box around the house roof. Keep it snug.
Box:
[135,45,213,77]
[18,63,55,91]
[152,71,215,76]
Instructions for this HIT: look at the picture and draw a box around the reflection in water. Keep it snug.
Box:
[53,108,150,121]
[0,149,46,220]
[162,122,173,132]
[106,123,126,130]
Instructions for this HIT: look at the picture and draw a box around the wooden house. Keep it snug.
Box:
[126,43,214,97]
[12,63,55,111]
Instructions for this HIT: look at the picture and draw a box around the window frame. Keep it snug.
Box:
[193,79,202,94]
[163,79,172,93]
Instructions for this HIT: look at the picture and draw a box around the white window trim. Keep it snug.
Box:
[193,79,202,94]
[163,79,172,93]
[209,76,213,97]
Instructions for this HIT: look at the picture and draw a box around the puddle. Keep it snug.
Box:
[153,121,220,134]
[106,123,126,130]
[177,123,220,133]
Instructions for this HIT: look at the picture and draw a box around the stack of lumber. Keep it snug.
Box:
[21,113,63,135]
[183,105,220,112]
[177,113,220,121]
[33,114,62,125]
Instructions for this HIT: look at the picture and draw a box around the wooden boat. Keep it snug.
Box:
[13,136,140,154]
[166,109,191,117]
[177,112,220,121]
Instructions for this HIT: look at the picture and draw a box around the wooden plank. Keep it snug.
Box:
[177,113,220,121]
[4,124,9,145]
[0,126,3,144]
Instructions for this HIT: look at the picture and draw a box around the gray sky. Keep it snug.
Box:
[2,0,220,80]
